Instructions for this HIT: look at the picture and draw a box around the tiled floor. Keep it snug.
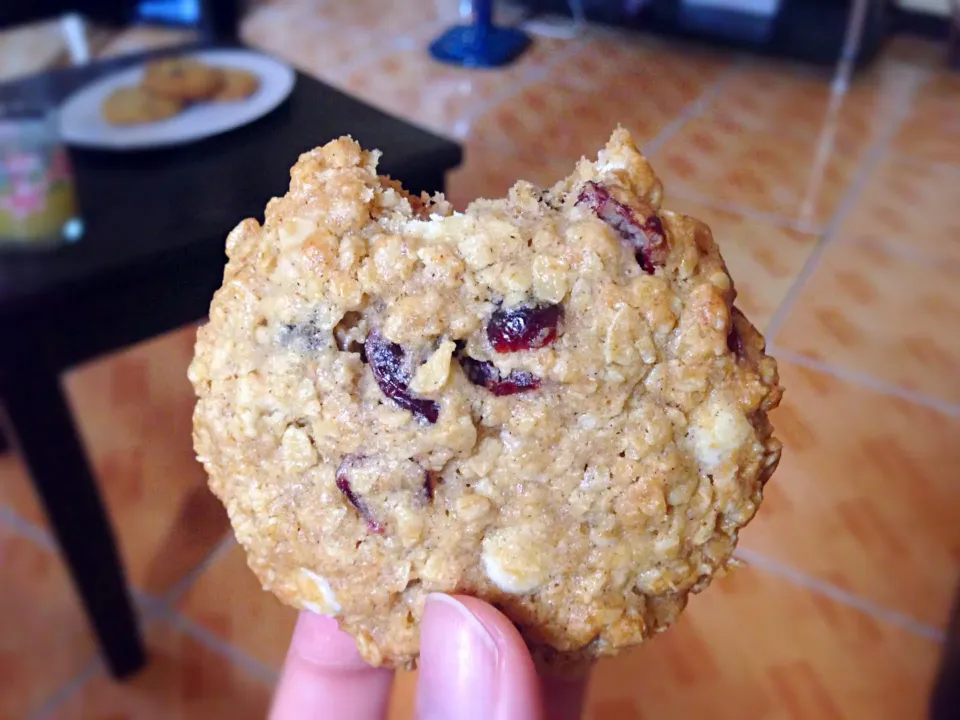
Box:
[1,3,958,717]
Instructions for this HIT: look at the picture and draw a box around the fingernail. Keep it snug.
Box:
[417,593,498,720]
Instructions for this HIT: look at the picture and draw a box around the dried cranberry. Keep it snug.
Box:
[486,304,561,353]
[365,331,440,423]
[726,327,743,357]
[727,309,747,358]
[459,355,541,395]
[576,180,667,273]
[336,456,383,533]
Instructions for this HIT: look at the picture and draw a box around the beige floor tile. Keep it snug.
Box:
[891,71,960,165]
[547,32,729,100]
[893,100,960,167]
[776,239,960,403]
[708,62,900,146]
[467,78,685,161]
[837,154,960,261]
[0,525,97,720]
[581,564,940,720]
[63,325,229,595]
[0,452,46,526]
[740,360,960,627]
[466,34,729,159]
[650,108,865,226]
[178,541,297,670]
[666,197,818,330]
[49,621,271,720]
[0,325,230,595]
[444,140,584,211]
[242,8,389,83]
[1,325,227,596]
[300,0,461,33]
[339,37,569,137]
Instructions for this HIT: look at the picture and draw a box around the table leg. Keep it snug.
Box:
[0,368,145,678]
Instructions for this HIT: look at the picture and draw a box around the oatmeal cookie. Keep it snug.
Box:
[101,85,182,125]
[189,129,782,671]
[211,67,259,101]
[141,57,222,101]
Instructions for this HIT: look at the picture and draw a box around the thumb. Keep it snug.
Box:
[270,611,393,720]
[416,594,542,720]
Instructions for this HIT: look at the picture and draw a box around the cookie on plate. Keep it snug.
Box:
[211,67,259,101]
[141,57,222,100]
[101,85,183,125]
[189,129,782,672]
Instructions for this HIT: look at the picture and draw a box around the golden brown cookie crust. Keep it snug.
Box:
[101,85,183,125]
[141,57,222,100]
[211,68,259,101]
[189,129,782,671]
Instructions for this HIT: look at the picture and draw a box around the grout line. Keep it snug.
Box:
[735,547,947,643]
[763,75,924,343]
[169,611,280,686]
[667,185,822,235]
[27,656,102,720]
[160,531,237,606]
[768,346,960,418]
[0,505,57,552]
[134,587,169,621]
[28,614,167,719]
[642,58,745,156]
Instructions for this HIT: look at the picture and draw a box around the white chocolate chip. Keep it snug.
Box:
[687,398,753,471]
[298,568,341,615]
[455,493,492,522]
[280,425,317,473]
[532,254,570,304]
[605,306,656,367]
[277,217,316,250]
[409,340,456,394]
[481,526,551,594]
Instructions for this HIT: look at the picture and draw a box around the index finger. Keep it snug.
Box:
[270,610,394,720]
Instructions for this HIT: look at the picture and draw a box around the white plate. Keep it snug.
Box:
[58,49,296,150]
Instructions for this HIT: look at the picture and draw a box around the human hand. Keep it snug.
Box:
[270,593,588,720]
